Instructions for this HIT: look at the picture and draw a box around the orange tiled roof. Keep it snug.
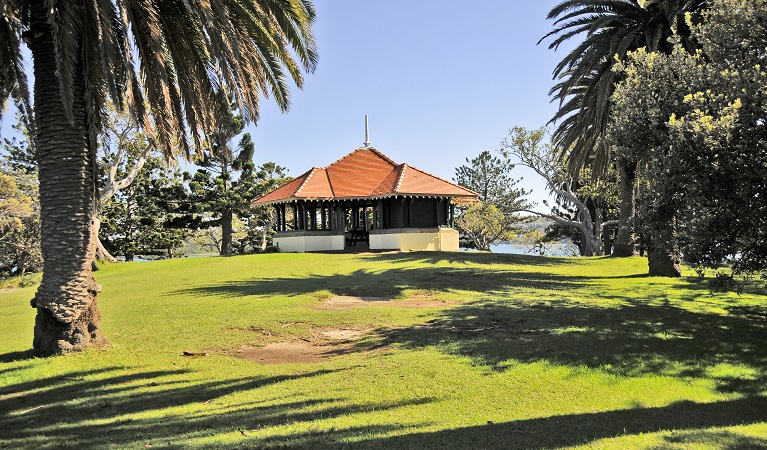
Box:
[254,147,478,205]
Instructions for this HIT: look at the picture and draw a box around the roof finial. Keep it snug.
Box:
[363,115,371,148]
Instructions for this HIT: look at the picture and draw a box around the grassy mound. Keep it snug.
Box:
[1,252,766,449]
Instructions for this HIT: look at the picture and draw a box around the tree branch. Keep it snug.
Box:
[99,142,154,203]
[522,209,588,232]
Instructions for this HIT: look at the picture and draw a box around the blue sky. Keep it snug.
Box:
[2,1,573,208]
[247,1,572,208]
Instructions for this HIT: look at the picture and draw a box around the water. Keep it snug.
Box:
[490,243,576,256]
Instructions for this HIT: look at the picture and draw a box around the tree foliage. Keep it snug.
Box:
[455,202,515,251]
[541,0,706,175]
[247,162,293,251]
[0,120,41,277]
[189,120,260,255]
[608,0,767,274]
[454,151,530,214]
[0,164,41,276]
[1,114,36,174]
[542,166,620,256]
[100,158,192,261]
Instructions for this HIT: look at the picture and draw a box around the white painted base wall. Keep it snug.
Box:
[273,228,459,253]
[369,228,459,251]
[274,234,345,253]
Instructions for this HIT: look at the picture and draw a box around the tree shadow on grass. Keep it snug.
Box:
[362,300,767,395]
[0,365,432,448]
[364,251,581,267]
[173,266,596,300]
[173,261,766,394]
[252,397,767,449]
[2,366,764,450]
[0,349,35,363]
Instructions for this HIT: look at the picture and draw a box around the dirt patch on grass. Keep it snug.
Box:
[233,327,373,364]
[314,295,456,311]
[234,341,354,364]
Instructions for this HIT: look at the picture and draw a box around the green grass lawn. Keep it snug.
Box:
[1,252,766,449]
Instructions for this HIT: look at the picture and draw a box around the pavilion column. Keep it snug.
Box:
[450,203,455,227]
[407,198,413,227]
[310,204,317,231]
[321,203,327,230]
[274,206,282,231]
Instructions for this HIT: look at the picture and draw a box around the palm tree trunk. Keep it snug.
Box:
[29,2,107,355]
[613,160,636,256]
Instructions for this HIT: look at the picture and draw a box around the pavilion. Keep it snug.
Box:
[253,144,479,253]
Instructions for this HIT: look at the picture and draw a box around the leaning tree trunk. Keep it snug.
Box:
[29,3,107,356]
[260,214,277,251]
[221,208,233,255]
[613,160,636,257]
[94,217,118,263]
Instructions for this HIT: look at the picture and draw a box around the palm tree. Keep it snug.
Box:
[0,0,317,356]
[540,0,705,256]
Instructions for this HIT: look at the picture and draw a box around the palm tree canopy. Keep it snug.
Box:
[0,0,318,158]
[540,0,705,175]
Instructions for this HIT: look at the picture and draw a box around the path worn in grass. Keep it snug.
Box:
[1,252,766,449]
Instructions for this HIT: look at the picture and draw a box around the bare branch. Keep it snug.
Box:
[521,209,587,231]
[99,142,155,203]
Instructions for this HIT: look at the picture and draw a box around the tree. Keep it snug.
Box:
[249,162,292,251]
[609,0,767,275]
[0,0,318,355]
[0,120,42,277]
[607,48,703,276]
[453,151,531,250]
[540,166,620,256]
[100,158,192,261]
[454,151,530,215]
[1,113,36,174]
[673,0,767,274]
[540,0,707,256]
[190,128,259,256]
[455,203,515,251]
[96,104,158,263]
[500,127,618,256]
[0,165,42,277]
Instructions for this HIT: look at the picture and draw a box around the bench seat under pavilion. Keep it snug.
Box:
[253,147,479,252]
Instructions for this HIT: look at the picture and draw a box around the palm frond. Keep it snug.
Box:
[541,0,707,176]
[0,0,33,134]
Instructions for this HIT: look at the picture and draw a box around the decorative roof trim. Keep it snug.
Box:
[370,167,398,196]
[394,164,407,192]
[294,167,319,196]
[258,193,478,205]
